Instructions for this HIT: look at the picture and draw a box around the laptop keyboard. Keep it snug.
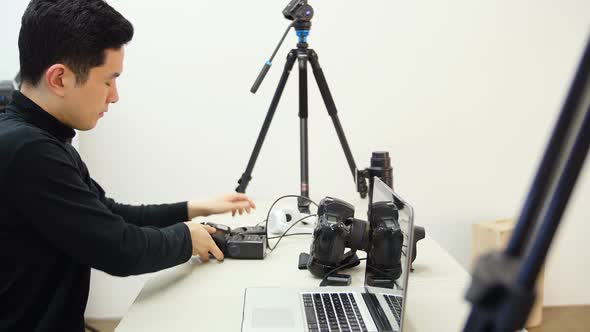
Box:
[302,293,368,332]
[383,294,403,327]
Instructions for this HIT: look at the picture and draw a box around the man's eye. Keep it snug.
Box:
[106,82,112,87]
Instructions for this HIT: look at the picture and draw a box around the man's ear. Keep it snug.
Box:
[45,64,74,97]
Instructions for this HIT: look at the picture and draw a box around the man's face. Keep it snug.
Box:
[63,48,124,130]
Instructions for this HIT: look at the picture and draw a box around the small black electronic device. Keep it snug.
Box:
[205,222,267,260]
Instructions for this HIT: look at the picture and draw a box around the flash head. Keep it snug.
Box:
[283,0,314,21]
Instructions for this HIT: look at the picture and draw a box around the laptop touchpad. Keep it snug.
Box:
[252,308,295,328]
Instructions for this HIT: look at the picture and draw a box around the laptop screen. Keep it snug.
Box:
[364,177,414,331]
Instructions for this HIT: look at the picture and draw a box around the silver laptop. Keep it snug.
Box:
[242,177,415,332]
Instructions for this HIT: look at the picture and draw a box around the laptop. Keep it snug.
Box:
[241,177,415,332]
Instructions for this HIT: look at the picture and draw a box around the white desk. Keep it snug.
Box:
[116,206,472,331]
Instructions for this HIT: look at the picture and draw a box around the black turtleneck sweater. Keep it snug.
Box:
[0,91,193,331]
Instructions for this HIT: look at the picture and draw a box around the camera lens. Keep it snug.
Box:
[370,151,393,189]
[371,151,390,168]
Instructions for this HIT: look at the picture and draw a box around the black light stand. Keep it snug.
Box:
[464,35,590,332]
[0,80,15,113]
[235,1,368,213]
[0,72,20,113]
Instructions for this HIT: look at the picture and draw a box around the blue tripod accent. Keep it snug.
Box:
[296,30,310,43]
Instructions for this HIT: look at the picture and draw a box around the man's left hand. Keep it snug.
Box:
[188,193,256,219]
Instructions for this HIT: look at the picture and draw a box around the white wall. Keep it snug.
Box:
[2,0,589,319]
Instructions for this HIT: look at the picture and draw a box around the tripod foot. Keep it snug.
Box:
[298,197,311,214]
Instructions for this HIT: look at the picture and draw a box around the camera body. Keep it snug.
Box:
[366,201,404,284]
[306,197,371,277]
[206,222,267,260]
[282,0,313,21]
[306,197,404,280]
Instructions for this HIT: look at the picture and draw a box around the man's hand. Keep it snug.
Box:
[188,193,256,219]
[184,222,224,262]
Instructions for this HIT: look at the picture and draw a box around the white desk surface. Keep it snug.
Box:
[116,204,472,332]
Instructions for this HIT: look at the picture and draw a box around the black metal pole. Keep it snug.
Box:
[518,90,590,288]
[464,36,590,332]
[236,51,298,193]
[297,44,311,213]
[308,50,368,198]
[507,39,590,258]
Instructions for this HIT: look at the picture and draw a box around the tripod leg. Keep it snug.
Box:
[236,51,298,193]
[298,51,311,213]
[307,49,368,198]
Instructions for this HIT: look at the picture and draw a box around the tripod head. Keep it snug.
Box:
[283,0,314,22]
[250,1,315,94]
[284,1,313,46]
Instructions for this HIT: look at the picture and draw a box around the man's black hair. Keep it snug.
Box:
[19,0,134,86]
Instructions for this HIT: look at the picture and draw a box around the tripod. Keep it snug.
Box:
[235,19,368,213]
[464,35,590,331]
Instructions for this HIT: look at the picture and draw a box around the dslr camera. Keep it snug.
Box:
[306,197,404,283]
[204,222,267,260]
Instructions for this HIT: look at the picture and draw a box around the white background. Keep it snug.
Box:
[1,0,589,319]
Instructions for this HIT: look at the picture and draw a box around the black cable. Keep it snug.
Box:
[267,232,310,240]
[264,195,319,252]
[268,214,317,251]
[319,258,367,287]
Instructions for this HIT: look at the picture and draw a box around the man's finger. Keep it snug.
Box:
[247,197,256,209]
[199,250,210,262]
[232,193,257,209]
[203,225,217,234]
[233,192,248,200]
[236,201,251,211]
[209,243,224,261]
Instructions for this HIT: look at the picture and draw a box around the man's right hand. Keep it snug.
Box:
[184,222,224,262]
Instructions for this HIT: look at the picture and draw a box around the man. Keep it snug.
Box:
[0,0,256,330]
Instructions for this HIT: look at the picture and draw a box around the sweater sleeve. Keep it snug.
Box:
[90,179,189,228]
[7,140,193,277]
